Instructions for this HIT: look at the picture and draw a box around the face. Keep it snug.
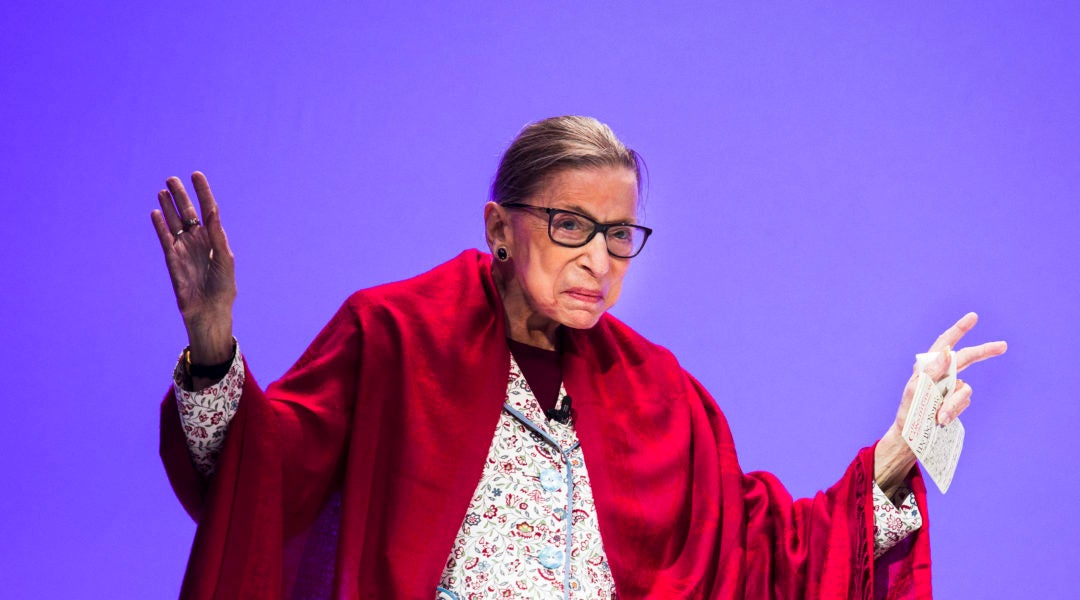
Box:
[486,166,640,342]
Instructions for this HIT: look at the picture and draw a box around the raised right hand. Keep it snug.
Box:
[151,172,237,364]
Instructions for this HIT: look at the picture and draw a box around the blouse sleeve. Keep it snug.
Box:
[172,343,245,478]
[872,482,922,558]
[161,300,364,534]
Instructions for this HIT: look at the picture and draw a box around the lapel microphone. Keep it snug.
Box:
[544,395,573,424]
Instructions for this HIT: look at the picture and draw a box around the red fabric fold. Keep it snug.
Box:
[160,249,932,599]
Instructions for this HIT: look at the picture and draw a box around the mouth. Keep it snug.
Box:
[564,288,605,304]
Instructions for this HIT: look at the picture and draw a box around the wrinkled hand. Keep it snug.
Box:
[151,172,236,364]
[876,312,1007,493]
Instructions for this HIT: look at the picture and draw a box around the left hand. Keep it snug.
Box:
[875,312,1008,493]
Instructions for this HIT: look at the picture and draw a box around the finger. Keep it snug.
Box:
[920,345,953,380]
[930,312,978,352]
[158,188,183,235]
[191,172,232,258]
[167,176,200,226]
[191,171,218,224]
[938,380,972,425]
[151,209,176,253]
[955,341,1008,373]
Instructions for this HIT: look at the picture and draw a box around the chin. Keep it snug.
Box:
[556,309,607,330]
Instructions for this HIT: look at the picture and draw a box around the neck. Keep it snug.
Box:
[493,264,560,350]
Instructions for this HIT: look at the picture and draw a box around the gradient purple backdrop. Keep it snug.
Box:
[2,3,1076,598]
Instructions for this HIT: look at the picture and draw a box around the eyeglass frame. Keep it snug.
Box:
[500,202,653,258]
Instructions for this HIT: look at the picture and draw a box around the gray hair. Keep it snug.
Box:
[491,116,645,206]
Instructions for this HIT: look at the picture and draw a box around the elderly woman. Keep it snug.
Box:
[154,116,1005,599]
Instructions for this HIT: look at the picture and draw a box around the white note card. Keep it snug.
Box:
[902,371,964,494]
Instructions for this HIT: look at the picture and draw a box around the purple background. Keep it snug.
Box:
[2,3,1076,597]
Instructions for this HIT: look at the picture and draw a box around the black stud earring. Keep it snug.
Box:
[496,247,509,261]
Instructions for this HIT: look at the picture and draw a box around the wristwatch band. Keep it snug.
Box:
[183,342,236,379]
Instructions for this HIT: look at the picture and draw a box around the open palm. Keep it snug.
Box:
[151,172,236,363]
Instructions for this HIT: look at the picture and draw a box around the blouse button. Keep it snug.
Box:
[538,546,565,569]
[539,468,562,492]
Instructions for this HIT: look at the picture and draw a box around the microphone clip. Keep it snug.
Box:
[544,395,573,425]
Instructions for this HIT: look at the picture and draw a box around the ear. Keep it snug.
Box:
[484,201,512,253]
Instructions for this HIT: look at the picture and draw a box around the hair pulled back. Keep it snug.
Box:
[491,116,644,206]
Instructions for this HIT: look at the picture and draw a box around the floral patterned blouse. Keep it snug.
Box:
[173,344,921,598]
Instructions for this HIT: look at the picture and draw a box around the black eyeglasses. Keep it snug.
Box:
[501,202,653,258]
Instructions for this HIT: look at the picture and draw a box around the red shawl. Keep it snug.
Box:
[160,250,932,599]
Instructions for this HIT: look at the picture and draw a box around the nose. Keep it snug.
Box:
[580,232,611,277]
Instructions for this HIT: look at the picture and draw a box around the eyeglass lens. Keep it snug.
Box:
[549,211,645,257]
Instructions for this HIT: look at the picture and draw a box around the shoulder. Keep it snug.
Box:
[568,312,734,442]
[596,313,733,426]
[598,312,677,360]
[575,312,686,386]
[340,249,493,319]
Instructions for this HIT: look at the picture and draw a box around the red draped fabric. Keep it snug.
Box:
[160,249,932,599]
